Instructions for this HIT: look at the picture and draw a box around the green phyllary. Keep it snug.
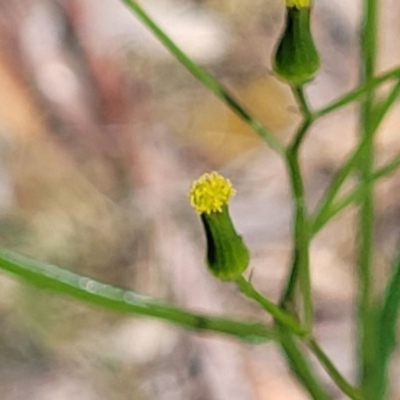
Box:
[189,172,250,281]
[273,1,320,86]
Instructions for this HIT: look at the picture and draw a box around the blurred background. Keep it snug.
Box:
[0,0,400,399]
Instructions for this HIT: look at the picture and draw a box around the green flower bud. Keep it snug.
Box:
[273,2,320,86]
[189,172,250,281]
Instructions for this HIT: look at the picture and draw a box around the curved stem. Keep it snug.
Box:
[281,87,313,331]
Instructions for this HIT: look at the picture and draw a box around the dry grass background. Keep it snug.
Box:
[0,0,400,399]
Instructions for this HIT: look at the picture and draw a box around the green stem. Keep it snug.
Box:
[372,152,400,181]
[372,246,400,399]
[120,0,285,155]
[312,54,400,238]
[314,66,400,118]
[371,79,400,129]
[312,141,367,235]
[0,248,275,342]
[291,87,315,151]
[358,0,378,395]
[237,277,359,398]
[285,150,313,329]
[312,151,400,234]
[235,276,307,336]
[307,339,362,400]
[357,180,376,398]
[279,328,331,400]
[312,191,360,235]
[312,77,400,235]
[281,87,313,331]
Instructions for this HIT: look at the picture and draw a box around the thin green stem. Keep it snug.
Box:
[307,69,400,242]
[281,88,359,399]
[312,190,359,235]
[279,328,331,400]
[235,276,307,336]
[372,79,400,129]
[357,0,378,395]
[307,339,362,400]
[312,77,400,235]
[372,245,400,399]
[120,0,285,155]
[237,277,359,398]
[291,88,315,151]
[312,142,367,235]
[312,53,400,239]
[314,66,400,118]
[357,111,376,396]
[284,150,313,329]
[281,87,313,331]
[358,183,376,398]
[312,151,400,234]
[295,86,314,120]
[373,152,400,181]
[0,248,275,343]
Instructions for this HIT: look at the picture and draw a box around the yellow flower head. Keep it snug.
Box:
[286,0,310,8]
[189,172,235,215]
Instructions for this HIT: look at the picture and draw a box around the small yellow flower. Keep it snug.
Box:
[188,172,249,281]
[189,172,236,215]
[286,0,310,8]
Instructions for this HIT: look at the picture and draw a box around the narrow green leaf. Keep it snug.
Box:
[0,248,274,343]
[314,66,400,118]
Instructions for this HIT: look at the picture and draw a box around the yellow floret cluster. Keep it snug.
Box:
[189,172,235,215]
[286,0,310,8]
